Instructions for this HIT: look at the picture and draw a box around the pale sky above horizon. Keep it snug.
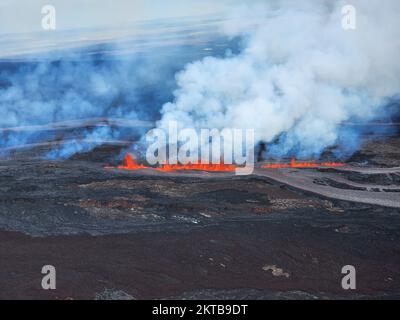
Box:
[0,0,250,35]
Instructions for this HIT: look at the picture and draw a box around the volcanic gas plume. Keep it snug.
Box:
[1,1,399,161]
[157,0,400,159]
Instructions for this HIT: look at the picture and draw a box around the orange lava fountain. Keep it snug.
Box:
[117,154,148,170]
[108,154,237,172]
[156,162,236,172]
[108,155,345,172]
[262,158,345,169]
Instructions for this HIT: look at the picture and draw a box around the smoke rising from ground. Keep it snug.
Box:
[0,44,187,156]
[0,17,234,158]
[1,1,399,160]
[157,0,400,158]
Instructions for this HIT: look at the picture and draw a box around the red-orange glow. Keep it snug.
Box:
[108,154,237,172]
[156,162,237,172]
[117,154,148,170]
[108,155,345,173]
[262,158,346,169]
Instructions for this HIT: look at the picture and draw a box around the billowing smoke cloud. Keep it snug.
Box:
[0,41,191,156]
[1,1,399,160]
[157,0,400,158]
[0,17,230,158]
[0,56,147,155]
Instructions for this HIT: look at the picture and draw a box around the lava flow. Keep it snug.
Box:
[262,158,345,169]
[109,155,345,172]
[109,154,237,172]
[117,154,148,170]
[156,162,236,172]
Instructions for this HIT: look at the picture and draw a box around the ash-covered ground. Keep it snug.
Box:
[0,137,400,300]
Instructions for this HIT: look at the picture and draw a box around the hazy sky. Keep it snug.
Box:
[0,0,245,34]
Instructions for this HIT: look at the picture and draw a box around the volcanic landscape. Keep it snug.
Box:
[1,4,400,300]
[0,118,400,300]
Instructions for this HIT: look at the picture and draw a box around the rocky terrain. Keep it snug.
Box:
[0,138,399,299]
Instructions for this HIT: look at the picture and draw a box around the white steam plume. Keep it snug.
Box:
[157,0,400,158]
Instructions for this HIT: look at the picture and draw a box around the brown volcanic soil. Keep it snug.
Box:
[1,219,399,300]
[0,144,400,299]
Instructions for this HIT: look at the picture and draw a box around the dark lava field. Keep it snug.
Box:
[0,140,399,300]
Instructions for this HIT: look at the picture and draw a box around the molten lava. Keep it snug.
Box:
[262,158,345,169]
[110,154,237,172]
[117,154,148,170]
[109,155,345,173]
[156,162,236,172]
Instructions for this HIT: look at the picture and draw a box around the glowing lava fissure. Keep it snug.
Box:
[117,154,148,170]
[109,154,345,173]
[156,162,237,172]
[262,158,346,169]
[113,154,237,172]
